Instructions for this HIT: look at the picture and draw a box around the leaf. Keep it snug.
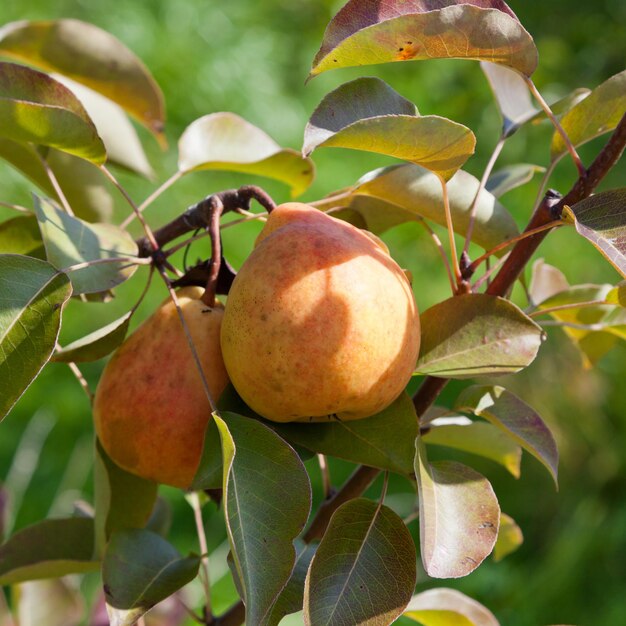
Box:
[144,497,172,539]
[266,540,318,626]
[415,440,500,578]
[190,417,223,491]
[423,419,521,478]
[102,529,199,617]
[486,164,545,198]
[0,61,105,163]
[415,294,544,378]
[0,254,72,421]
[529,259,569,306]
[178,112,314,197]
[0,139,115,222]
[0,215,45,259]
[215,412,312,625]
[332,164,519,251]
[551,70,626,161]
[0,19,165,138]
[310,1,537,78]
[481,62,537,137]
[493,512,523,562]
[607,281,626,307]
[0,484,7,543]
[52,312,131,362]
[455,385,559,486]
[304,498,416,626]
[564,190,626,278]
[528,88,591,125]
[13,578,84,626]
[94,440,158,556]
[0,518,99,584]
[55,76,154,178]
[404,588,500,626]
[305,79,474,180]
[274,392,418,475]
[34,195,139,294]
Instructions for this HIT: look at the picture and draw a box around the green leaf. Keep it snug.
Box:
[0,215,45,259]
[215,412,312,625]
[0,139,115,222]
[529,259,569,306]
[52,312,131,363]
[311,1,537,78]
[0,518,99,584]
[56,77,154,178]
[564,190,626,278]
[493,512,523,562]
[266,540,318,626]
[144,497,172,539]
[190,416,223,491]
[34,195,139,294]
[178,112,314,197]
[416,294,544,378]
[305,80,474,180]
[0,19,165,139]
[486,164,545,198]
[415,440,500,578]
[102,529,199,618]
[404,588,500,626]
[94,440,158,556]
[13,578,84,626]
[528,88,591,125]
[607,281,626,307]
[328,164,519,251]
[455,385,559,486]
[0,485,7,543]
[481,62,537,137]
[0,254,72,421]
[0,62,105,163]
[274,392,418,475]
[304,498,416,626]
[423,418,521,478]
[551,70,626,161]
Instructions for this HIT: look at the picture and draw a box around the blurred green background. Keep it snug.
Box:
[1,0,625,625]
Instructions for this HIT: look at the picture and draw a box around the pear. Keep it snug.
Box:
[93,287,228,488]
[220,202,420,423]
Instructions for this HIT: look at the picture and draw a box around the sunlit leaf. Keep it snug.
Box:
[266,540,318,626]
[94,440,157,556]
[607,281,626,307]
[528,88,591,125]
[0,518,98,584]
[494,512,523,562]
[455,385,559,486]
[13,578,83,626]
[215,412,311,625]
[52,312,132,363]
[55,77,154,178]
[415,440,500,578]
[102,529,199,620]
[551,70,626,161]
[486,164,545,198]
[416,294,544,378]
[481,62,537,137]
[529,259,569,306]
[34,195,139,294]
[305,80,474,180]
[274,392,418,475]
[311,1,537,78]
[0,19,165,139]
[0,139,115,222]
[178,112,314,197]
[0,62,105,163]
[327,164,518,251]
[404,588,500,626]
[0,254,72,421]
[423,418,521,478]
[0,215,45,259]
[304,498,416,626]
[564,190,626,278]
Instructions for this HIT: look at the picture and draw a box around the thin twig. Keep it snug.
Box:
[55,343,94,403]
[379,471,389,504]
[165,231,211,257]
[531,161,557,213]
[525,78,586,177]
[463,135,506,255]
[318,454,332,499]
[472,252,511,292]
[418,219,456,295]
[529,299,609,318]
[403,510,420,526]
[309,190,354,209]
[202,196,224,307]
[539,320,611,331]
[190,491,213,620]
[36,152,74,216]
[0,200,31,214]
[438,176,462,286]
[60,256,151,274]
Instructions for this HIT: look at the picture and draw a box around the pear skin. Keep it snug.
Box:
[93,287,228,488]
[220,203,420,422]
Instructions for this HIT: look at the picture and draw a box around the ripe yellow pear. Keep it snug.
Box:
[93,287,229,488]
[220,202,420,423]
